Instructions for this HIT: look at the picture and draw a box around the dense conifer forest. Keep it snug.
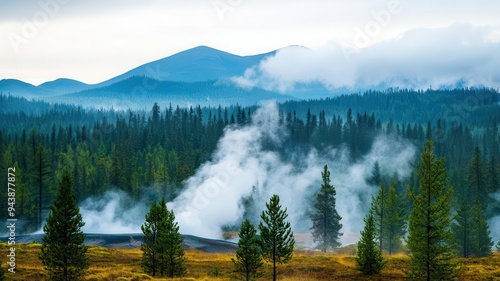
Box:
[0,87,499,235]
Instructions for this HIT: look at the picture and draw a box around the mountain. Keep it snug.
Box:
[97,45,276,86]
[0,46,299,108]
[0,79,55,97]
[48,76,294,110]
[38,78,92,93]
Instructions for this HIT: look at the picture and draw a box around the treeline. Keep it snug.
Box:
[0,88,499,233]
[282,87,500,125]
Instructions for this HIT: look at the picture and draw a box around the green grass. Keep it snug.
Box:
[1,242,499,280]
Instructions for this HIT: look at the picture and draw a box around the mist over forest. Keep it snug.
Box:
[1,87,499,248]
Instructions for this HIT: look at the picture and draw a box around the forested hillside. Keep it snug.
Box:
[0,88,499,234]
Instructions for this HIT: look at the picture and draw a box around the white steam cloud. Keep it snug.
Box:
[169,101,416,245]
[233,24,500,93]
[489,192,500,245]
[79,190,146,234]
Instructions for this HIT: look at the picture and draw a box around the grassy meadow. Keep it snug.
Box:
[1,242,499,280]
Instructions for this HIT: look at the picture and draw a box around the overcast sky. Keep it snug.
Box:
[1,0,499,85]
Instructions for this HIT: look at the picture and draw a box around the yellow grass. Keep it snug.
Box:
[1,242,499,280]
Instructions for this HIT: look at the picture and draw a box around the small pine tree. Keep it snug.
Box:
[367,161,382,186]
[232,219,264,281]
[469,200,493,257]
[39,171,88,281]
[384,183,406,255]
[406,140,457,281]
[141,199,160,276]
[259,194,295,281]
[356,212,386,275]
[310,164,342,252]
[496,240,500,251]
[141,197,185,277]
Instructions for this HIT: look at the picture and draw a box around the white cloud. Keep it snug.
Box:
[233,24,500,93]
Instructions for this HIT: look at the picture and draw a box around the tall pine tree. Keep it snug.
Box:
[232,219,264,281]
[451,198,472,257]
[32,144,52,229]
[468,146,486,205]
[407,140,457,281]
[356,212,386,275]
[39,171,88,281]
[310,164,343,252]
[259,194,295,281]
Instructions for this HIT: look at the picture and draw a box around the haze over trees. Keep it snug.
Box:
[0,88,499,278]
[1,88,499,235]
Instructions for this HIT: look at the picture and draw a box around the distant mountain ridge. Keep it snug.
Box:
[38,78,92,93]
[0,46,290,107]
[46,76,294,109]
[97,45,276,86]
[0,79,53,97]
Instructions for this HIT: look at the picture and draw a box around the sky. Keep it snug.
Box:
[1,0,500,86]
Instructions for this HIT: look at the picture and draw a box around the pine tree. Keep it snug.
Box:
[406,140,457,281]
[160,199,186,278]
[141,200,160,277]
[32,144,52,229]
[370,184,386,253]
[356,212,386,275]
[469,200,493,257]
[384,183,406,255]
[451,198,472,257]
[259,194,295,281]
[496,240,500,251]
[141,197,185,277]
[310,164,342,252]
[487,156,498,194]
[367,161,382,186]
[468,146,486,205]
[39,171,88,281]
[232,219,264,281]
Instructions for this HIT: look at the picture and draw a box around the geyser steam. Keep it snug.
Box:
[169,101,416,245]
